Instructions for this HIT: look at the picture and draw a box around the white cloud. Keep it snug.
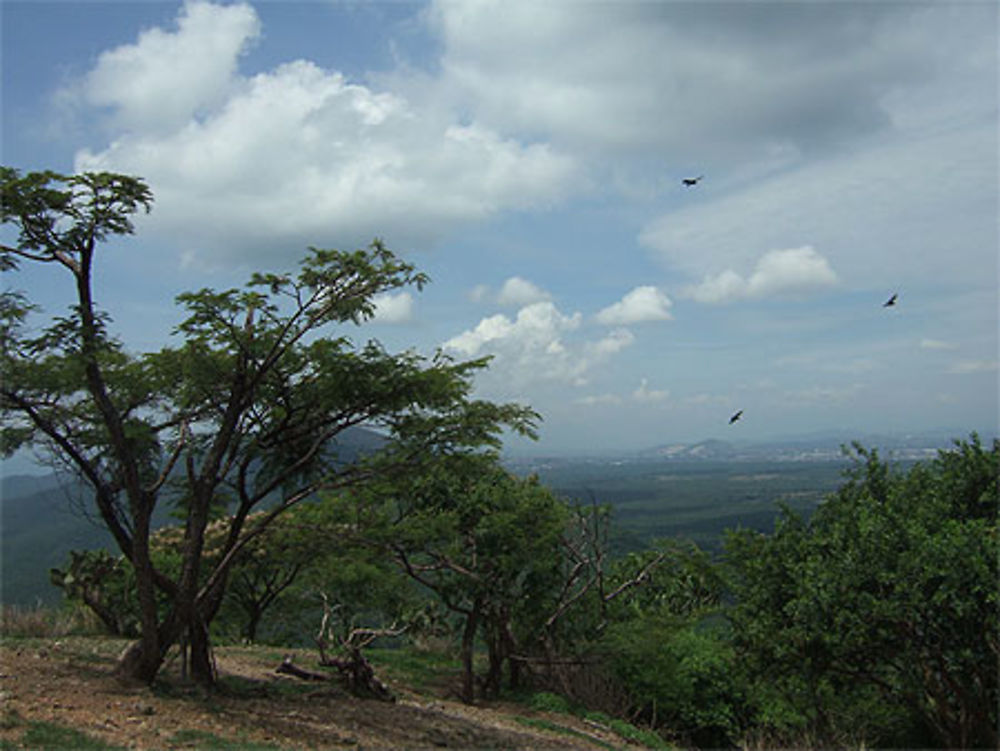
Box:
[443,312,516,357]
[681,393,732,407]
[633,378,669,403]
[443,301,638,388]
[72,2,579,263]
[920,338,957,350]
[576,394,623,407]
[784,383,865,405]
[947,360,998,375]
[595,286,673,325]
[371,291,413,323]
[424,1,973,162]
[442,302,582,381]
[81,1,260,134]
[497,276,551,307]
[587,328,635,357]
[685,246,837,303]
[468,284,490,303]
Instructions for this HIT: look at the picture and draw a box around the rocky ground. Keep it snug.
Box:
[0,637,641,750]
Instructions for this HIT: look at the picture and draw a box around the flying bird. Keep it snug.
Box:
[883,293,898,308]
[729,410,743,424]
[681,175,703,187]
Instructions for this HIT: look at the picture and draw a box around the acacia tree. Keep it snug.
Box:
[0,167,536,686]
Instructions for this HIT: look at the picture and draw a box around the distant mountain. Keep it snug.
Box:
[1,475,120,607]
[634,430,985,463]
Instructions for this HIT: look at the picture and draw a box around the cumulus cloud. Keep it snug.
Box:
[371,291,413,323]
[684,246,837,303]
[497,276,552,307]
[595,286,673,325]
[72,1,579,263]
[443,300,581,360]
[442,301,637,388]
[81,1,260,134]
[587,328,635,357]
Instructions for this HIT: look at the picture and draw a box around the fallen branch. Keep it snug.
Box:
[275,655,330,682]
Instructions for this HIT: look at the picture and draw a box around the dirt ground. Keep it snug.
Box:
[0,637,637,750]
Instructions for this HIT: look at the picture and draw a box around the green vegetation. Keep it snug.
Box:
[166,728,283,750]
[514,716,620,751]
[1,718,125,751]
[725,436,997,748]
[535,459,847,551]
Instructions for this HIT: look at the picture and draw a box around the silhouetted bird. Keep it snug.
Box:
[883,293,898,308]
[729,410,743,424]
[682,175,703,187]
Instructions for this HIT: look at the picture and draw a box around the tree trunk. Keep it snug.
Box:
[114,611,181,685]
[501,616,521,692]
[460,599,482,704]
[484,627,503,699]
[115,507,170,685]
[187,612,216,686]
[243,607,263,645]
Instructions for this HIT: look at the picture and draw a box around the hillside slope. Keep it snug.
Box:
[0,637,643,750]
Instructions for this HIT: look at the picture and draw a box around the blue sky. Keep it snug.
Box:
[2,0,997,457]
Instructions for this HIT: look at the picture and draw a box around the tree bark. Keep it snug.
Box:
[460,598,482,704]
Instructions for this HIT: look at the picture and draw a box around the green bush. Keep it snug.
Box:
[726,436,998,748]
[529,691,573,714]
[602,616,740,748]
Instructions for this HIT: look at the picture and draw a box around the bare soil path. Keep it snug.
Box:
[0,637,637,750]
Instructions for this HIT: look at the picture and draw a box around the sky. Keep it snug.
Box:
[2,0,998,458]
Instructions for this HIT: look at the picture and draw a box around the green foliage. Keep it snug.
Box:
[600,616,739,748]
[49,550,141,637]
[166,729,283,750]
[9,720,125,751]
[364,454,574,699]
[529,691,573,714]
[513,717,620,751]
[725,436,999,748]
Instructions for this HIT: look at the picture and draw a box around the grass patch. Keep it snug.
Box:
[607,718,673,749]
[0,604,103,639]
[515,716,619,751]
[367,646,460,692]
[517,692,674,750]
[167,728,283,750]
[5,720,125,750]
[528,691,573,714]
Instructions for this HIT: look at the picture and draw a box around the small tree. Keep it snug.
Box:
[50,549,141,637]
[371,454,568,702]
[1,167,537,686]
